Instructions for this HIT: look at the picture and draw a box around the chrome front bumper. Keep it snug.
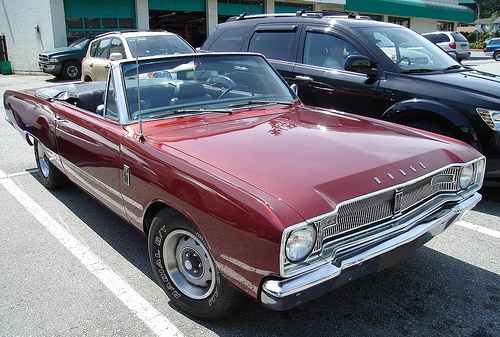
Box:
[261,192,481,311]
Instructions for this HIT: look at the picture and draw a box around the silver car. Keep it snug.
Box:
[422,31,470,62]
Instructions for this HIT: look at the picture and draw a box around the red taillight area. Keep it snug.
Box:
[449,42,456,49]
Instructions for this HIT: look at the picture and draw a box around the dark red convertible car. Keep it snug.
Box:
[4,53,485,320]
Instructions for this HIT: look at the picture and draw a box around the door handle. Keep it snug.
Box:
[104,65,110,70]
[89,63,93,68]
[295,75,313,82]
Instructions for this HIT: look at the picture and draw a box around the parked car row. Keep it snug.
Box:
[18,11,496,320]
[38,31,195,80]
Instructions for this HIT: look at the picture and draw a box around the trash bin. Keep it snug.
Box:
[0,61,12,75]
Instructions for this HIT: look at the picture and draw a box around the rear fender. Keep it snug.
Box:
[381,98,480,149]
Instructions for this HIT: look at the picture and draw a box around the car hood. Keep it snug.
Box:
[39,46,82,56]
[142,105,479,220]
[412,68,500,99]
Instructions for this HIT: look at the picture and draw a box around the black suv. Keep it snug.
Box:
[202,12,500,184]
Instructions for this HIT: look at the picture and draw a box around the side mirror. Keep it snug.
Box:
[344,55,378,76]
[290,83,298,95]
[110,52,123,61]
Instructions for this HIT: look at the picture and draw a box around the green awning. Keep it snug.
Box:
[345,0,475,23]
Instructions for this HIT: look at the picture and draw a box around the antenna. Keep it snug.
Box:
[135,39,145,142]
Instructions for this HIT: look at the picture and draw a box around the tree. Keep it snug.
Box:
[477,1,500,18]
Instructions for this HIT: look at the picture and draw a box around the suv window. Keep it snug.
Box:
[304,32,361,69]
[109,38,126,58]
[92,38,112,58]
[428,33,449,44]
[451,32,467,42]
[248,31,296,61]
[208,28,252,52]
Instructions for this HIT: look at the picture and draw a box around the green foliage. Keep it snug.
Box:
[477,1,500,18]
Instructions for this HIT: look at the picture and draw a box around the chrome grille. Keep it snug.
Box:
[39,54,49,62]
[316,167,461,242]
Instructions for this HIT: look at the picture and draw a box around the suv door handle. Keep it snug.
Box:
[295,75,313,82]
[89,63,93,68]
[104,65,110,70]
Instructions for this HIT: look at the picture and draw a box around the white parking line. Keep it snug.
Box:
[0,169,183,337]
[457,220,500,239]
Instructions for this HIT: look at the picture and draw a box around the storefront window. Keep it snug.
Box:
[438,21,454,31]
[388,16,410,28]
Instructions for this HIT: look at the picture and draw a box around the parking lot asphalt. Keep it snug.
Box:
[462,50,500,75]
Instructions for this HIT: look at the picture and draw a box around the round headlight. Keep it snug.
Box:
[459,164,474,189]
[285,226,316,262]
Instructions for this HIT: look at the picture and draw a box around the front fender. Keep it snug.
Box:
[381,98,480,149]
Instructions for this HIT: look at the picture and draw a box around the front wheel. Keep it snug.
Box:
[62,61,81,80]
[34,139,67,189]
[405,120,454,138]
[494,52,500,62]
[148,209,240,320]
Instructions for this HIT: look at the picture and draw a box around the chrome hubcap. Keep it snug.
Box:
[67,65,78,77]
[164,229,215,299]
[37,142,50,178]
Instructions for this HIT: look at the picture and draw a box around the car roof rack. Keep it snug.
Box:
[228,11,372,22]
[95,29,173,38]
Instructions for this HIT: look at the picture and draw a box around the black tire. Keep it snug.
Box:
[61,61,81,80]
[34,139,67,189]
[494,52,500,62]
[148,209,240,320]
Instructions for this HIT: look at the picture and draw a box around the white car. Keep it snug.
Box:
[422,31,470,62]
[81,31,195,81]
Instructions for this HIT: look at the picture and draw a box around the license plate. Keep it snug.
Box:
[377,238,418,272]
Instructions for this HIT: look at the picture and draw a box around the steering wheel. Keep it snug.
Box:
[217,85,254,99]
[396,57,411,65]
[206,75,237,89]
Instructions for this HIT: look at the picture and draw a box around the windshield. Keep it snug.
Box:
[121,54,297,121]
[356,27,459,72]
[126,35,195,57]
[69,35,92,49]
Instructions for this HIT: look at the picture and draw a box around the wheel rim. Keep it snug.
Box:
[164,229,216,299]
[37,142,50,178]
[67,65,78,78]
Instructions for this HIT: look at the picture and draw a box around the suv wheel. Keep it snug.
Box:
[494,51,500,61]
[62,61,81,80]
[405,119,454,138]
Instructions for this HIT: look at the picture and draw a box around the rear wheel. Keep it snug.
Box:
[148,209,240,320]
[34,139,67,189]
[494,52,500,61]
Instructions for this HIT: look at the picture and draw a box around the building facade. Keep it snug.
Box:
[0,0,474,73]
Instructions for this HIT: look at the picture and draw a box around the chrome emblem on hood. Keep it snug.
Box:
[393,188,404,215]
